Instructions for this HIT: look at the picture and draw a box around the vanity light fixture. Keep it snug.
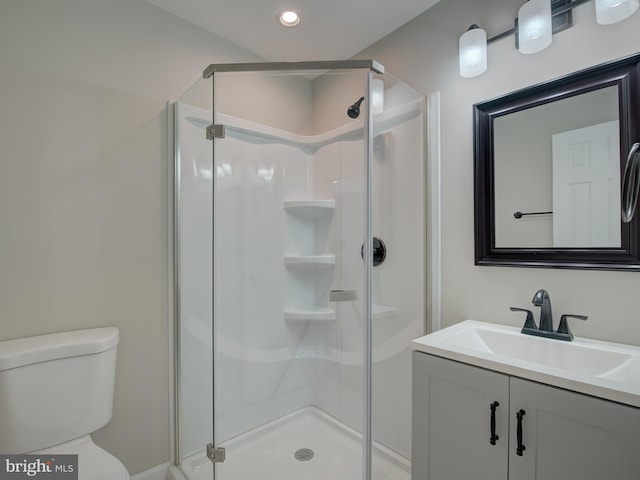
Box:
[518,0,553,54]
[459,25,488,78]
[595,0,639,24]
[459,0,639,77]
[278,10,300,27]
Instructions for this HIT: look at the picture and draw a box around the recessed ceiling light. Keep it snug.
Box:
[278,10,300,27]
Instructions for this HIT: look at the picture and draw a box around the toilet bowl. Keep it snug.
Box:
[0,328,130,480]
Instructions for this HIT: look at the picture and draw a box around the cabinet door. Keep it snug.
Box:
[509,377,640,480]
[412,352,509,480]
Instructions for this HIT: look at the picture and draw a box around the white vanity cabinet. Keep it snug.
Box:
[509,376,640,480]
[412,351,640,480]
[411,352,510,480]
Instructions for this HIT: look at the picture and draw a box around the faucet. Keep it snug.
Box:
[510,289,588,341]
[532,289,553,332]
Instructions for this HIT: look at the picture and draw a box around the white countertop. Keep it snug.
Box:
[412,320,640,409]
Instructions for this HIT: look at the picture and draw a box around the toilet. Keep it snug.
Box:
[0,327,130,480]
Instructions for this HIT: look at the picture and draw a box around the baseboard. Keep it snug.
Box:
[130,462,170,480]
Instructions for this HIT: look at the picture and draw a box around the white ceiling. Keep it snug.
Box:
[145,0,441,62]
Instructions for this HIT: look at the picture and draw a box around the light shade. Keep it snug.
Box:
[459,26,487,78]
[518,0,552,54]
[595,0,639,24]
[371,79,384,115]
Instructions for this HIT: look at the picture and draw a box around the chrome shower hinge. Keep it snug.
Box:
[206,124,225,140]
[206,443,226,463]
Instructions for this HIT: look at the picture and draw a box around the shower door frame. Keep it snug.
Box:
[198,59,384,480]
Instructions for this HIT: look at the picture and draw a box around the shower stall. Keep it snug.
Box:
[171,60,426,480]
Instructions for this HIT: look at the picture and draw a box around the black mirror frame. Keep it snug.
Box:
[474,53,640,271]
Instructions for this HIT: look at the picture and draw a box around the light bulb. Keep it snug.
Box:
[459,25,487,78]
[595,0,639,24]
[518,0,552,54]
[278,10,300,27]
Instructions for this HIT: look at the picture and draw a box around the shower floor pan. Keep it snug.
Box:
[175,406,410,480]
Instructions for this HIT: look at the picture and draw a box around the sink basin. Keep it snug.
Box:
[443,324,633,376]
[413,320,640,408]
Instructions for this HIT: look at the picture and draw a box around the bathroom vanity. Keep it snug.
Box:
[411,321,640,480]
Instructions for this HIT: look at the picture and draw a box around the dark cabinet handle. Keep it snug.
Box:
[490,401,499,445]
[516,409,526,456]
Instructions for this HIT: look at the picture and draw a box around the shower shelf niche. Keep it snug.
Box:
[284,255,336,266]
[284,308,337,322]
[283,200,335,218]
[372,304,400,318]
[283,198,336,325]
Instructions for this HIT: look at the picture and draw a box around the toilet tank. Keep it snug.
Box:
[0,327,119,453]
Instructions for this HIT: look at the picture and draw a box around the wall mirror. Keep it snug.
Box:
[474,54,640,270]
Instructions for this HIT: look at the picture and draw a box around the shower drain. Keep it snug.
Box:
[294,448,315,461]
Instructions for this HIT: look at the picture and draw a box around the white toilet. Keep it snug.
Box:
[0,327,130,480]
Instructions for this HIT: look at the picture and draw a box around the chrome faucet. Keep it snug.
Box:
[510,289,588,341]
[532,289,553,332]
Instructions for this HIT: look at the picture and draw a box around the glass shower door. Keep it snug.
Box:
[174,76,216,480]
[174,61,426,480]
[210,66,371,480]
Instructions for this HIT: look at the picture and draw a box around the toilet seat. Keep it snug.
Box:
[33,435,130,480]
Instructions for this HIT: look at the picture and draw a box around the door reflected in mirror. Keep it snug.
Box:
[494,86,620,248]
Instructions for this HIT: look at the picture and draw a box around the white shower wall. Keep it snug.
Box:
[177,97,425,462]
[312,100,426,458]
[214,120,318,444]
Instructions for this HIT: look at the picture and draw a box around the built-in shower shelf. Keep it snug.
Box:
[283,200,335,218]
[284,255,336,267]
[372,304,400,318]
[284,308,336,322]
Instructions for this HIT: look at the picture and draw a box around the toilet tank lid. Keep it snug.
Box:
[0,327,119,371]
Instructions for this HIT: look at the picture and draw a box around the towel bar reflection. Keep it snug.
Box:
[513,211,553,219]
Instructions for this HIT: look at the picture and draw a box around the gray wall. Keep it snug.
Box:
[2,0,640,475]
[358,0,640,346]
[0,0,260,474]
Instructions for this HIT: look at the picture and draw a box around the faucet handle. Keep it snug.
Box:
[557,314,588,341]
[510,307,537,331]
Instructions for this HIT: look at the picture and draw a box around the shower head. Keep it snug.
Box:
[347,96,365,119]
